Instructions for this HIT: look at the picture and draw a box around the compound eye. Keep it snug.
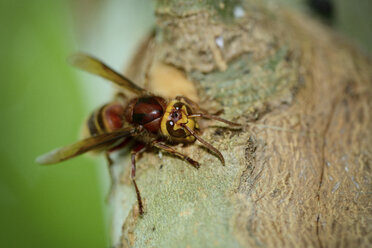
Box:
[173,102,183,110]
[166,120,186,138]
[174,102,192,115]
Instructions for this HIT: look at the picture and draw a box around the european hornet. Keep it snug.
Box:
[36,53,240,215]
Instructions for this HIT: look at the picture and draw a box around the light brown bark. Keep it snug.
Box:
[112,1,372,247]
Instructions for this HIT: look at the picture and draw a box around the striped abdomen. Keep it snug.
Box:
[87,102,125,137]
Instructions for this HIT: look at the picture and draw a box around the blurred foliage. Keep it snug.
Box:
[335,0,372,56]
[0,1,109,247]
[280,0,372,55]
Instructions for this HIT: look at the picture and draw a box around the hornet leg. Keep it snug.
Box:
[131,143,146,215]
[152,140,200,169]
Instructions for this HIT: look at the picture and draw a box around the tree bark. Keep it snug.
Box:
[111,1,372,247]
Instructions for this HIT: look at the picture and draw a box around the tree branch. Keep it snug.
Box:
[112,1,372,247]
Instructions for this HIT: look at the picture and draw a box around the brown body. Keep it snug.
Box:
[87,102,126,136]
[124,96,167,134]
[36,53,240,215]
[86,95,200,145]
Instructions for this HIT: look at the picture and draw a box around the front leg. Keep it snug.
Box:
[152,140,200,169]
[131,143,146,215]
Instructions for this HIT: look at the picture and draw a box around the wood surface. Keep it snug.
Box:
[111,1,372,247]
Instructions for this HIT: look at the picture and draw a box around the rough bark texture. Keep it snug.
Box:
[111,1,372,247]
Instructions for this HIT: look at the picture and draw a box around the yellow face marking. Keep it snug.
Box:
[160,100,196,142]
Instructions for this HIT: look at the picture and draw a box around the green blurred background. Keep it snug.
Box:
[0,0,370,247]
[0,1,153,247]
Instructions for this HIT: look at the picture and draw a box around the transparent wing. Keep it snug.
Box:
[69,53,147,95]
[36,127,137,165]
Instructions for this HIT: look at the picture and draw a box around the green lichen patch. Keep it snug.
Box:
[190,46,300,119]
